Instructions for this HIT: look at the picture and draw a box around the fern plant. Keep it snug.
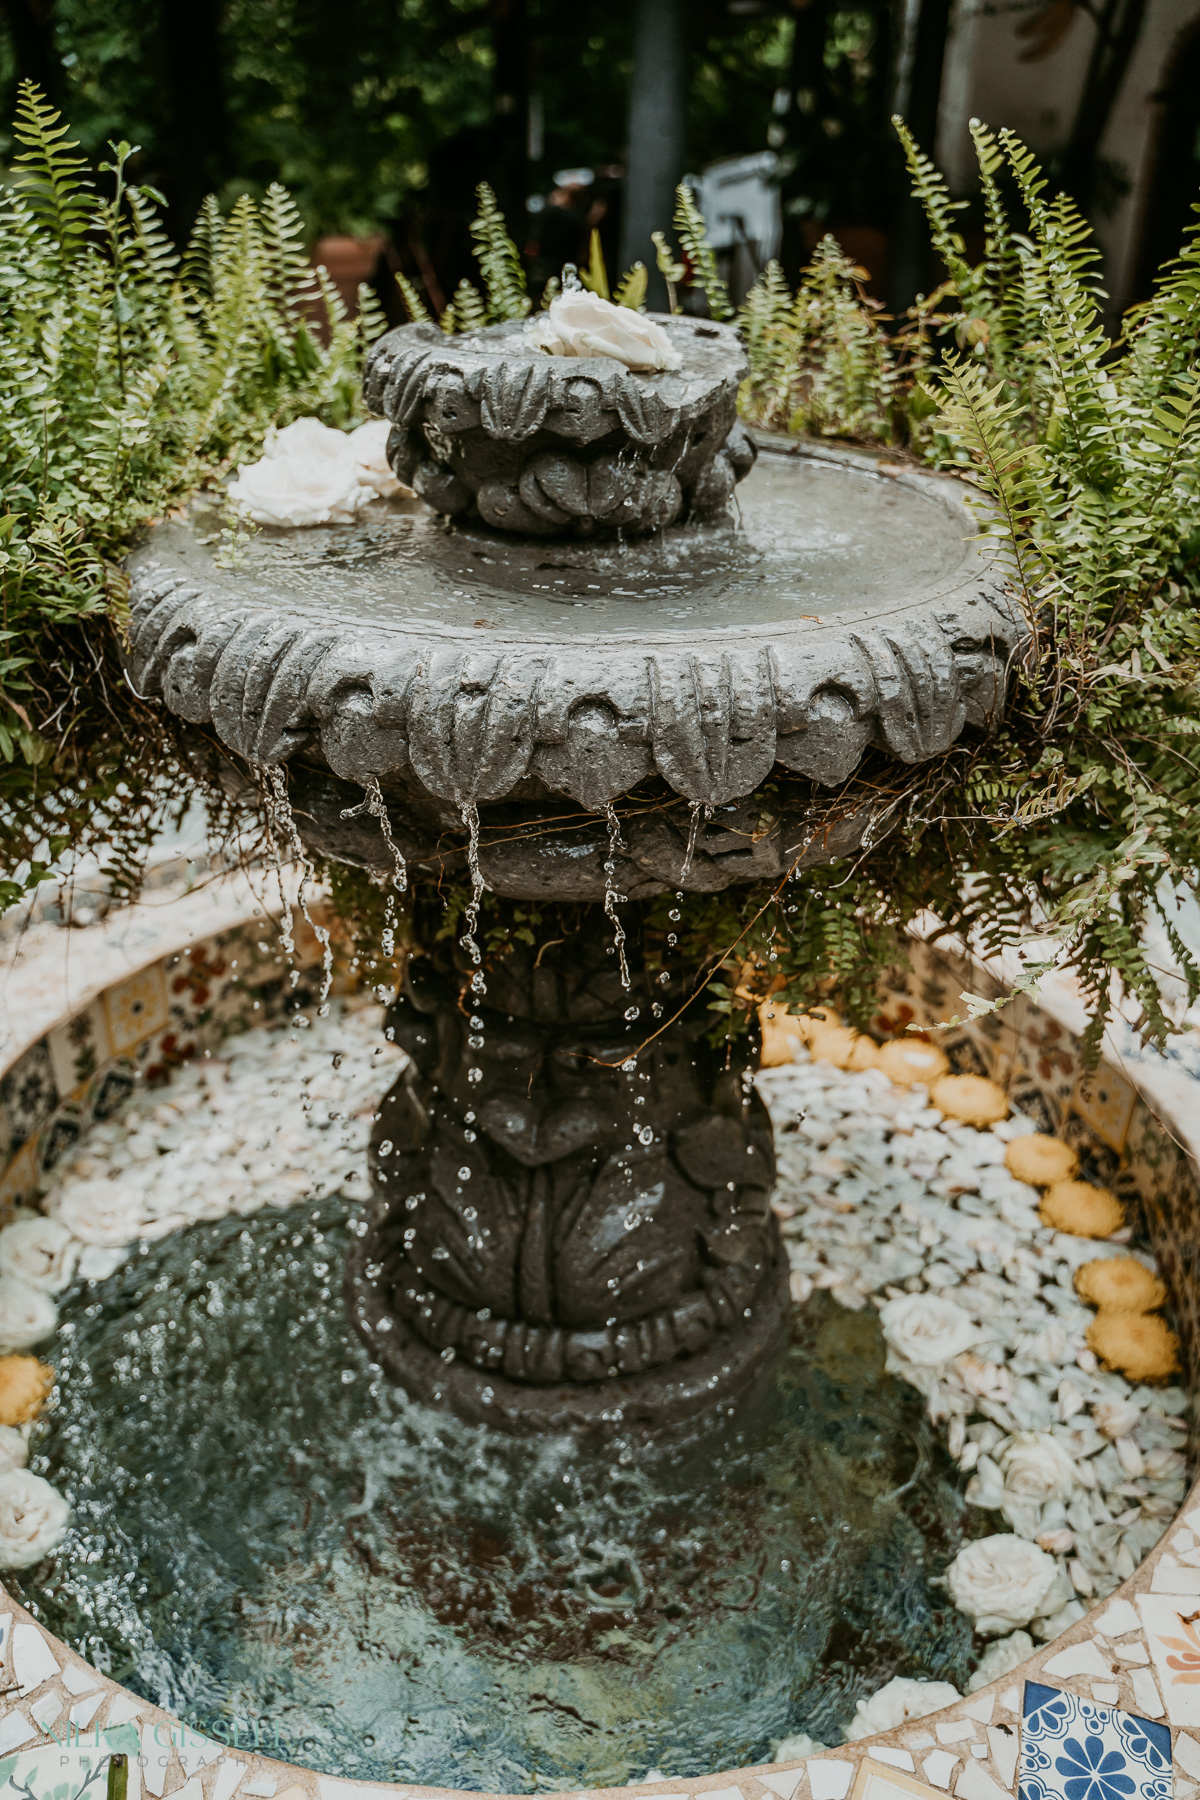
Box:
[730,121,1200,1054]
[0,84,375,907]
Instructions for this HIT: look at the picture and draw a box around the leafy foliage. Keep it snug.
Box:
[5,81,1200,1060]
[467,182,530,322]
[0,83,374,900]
[733,121,1200,1054]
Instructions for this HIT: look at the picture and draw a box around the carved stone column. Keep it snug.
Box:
[346,910,788,1437]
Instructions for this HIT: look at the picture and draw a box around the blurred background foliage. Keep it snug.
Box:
[0,0,897,306]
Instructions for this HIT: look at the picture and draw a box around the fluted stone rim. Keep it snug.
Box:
[124,440,1024,813]
[362,313,746,449]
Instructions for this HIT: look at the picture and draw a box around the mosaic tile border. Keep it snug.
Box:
[0,895,1198,1800]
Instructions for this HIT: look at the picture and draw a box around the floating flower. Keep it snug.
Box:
[227,418,375,527]
[0,1468,69,1568]
[844,1675,961,1739]
[967,1629,1035,1692]
[526,291,683,371]
[879,1293,978,1367]
[49,1179,145,1247]
[945,1533,1061,1634]
[1000,1432,1078,1505]
[0,1217,79,1294]
[0,1277,56,1353]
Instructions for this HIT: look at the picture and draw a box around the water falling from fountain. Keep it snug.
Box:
[603,803,631,991]
[264,763,334,1012]
[340,776,409,894]
[679,800,714,883]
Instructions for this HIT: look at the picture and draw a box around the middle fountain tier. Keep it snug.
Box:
[124,313,1020,1440]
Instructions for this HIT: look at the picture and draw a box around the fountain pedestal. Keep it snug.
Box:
[347,913,787,1436]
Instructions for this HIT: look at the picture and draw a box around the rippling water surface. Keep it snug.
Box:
[14,1201,979,1790]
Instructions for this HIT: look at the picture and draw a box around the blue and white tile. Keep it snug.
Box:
[1019,1680,1171,1800]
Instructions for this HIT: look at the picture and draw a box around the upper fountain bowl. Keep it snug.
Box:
[364,313,757,537]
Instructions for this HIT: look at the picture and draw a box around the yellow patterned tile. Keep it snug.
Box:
[103,962,169,1057]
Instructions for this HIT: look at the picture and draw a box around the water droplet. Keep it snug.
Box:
[658,971,670,986]
[458,1166,472,1180]
[637,1125,653,1146]
[467,1067,483,1084]
[621,1058,637,1073]
[624,1005,640,1021]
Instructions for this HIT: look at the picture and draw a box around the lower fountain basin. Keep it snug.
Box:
[1,888,1198,1800]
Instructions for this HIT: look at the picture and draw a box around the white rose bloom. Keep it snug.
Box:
[1000,1433,1078,1505]
[348,418,407,497]
[967,1629,1034,1692]
[773,1734,828,1763]
[227,418,374,527]
[1092,1396,1140,1439]
[0,1469,69,1568]
[0,1218,79,1294]
[945,1534,1061,1635]
[49,1179,144,1247]
[0,1278,56,1353]
[879,1293,979,1367]
[845,1676,962,1740]
[526,291,683,371]
[0,1428,28,1475]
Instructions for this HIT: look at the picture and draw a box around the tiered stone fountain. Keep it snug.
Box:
[125,308,1021,1440]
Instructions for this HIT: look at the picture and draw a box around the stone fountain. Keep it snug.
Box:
[124,307,1020,1441]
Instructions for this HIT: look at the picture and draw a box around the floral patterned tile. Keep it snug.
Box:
[46,998,112,1103]
[103,962,169,1059]
[1136,1594,1200,1724]
[0,1041,57,1149]
[1018,1680,1171,1800]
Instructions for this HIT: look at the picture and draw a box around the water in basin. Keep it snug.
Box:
[14,1199,976,1790]
[182,448,978,638]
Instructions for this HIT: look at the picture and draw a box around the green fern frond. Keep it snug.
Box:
[673,184,733,320]
[579,229,610,301]
[613,262,648,310]
[393,270,431,324]
[10,82,96,261]
[446,278,487,334]
[469,183,530,322]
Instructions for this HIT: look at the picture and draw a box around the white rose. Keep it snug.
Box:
[526,291,683,372]
[845,1676,962,1740]
[348,418,407,497]
[0,1218,79,1294]
[967,1629,1034,1692]
[49,1179,144,1247]
[227,418,374,527]
[1092,1396,1140,1439]
[879,1293,979,1367]
[1000,1433,1078,1504]
[0,1278,56,1353]
[0,1428,28,1475]
[945,1533,1061,1635]
[0,1469,69,1568]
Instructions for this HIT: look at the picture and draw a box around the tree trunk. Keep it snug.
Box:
[1061,0,1148,214]
[490,0,530,230]
[159,0,229,240]
[888,0,953,312]
[620,0,688,307]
